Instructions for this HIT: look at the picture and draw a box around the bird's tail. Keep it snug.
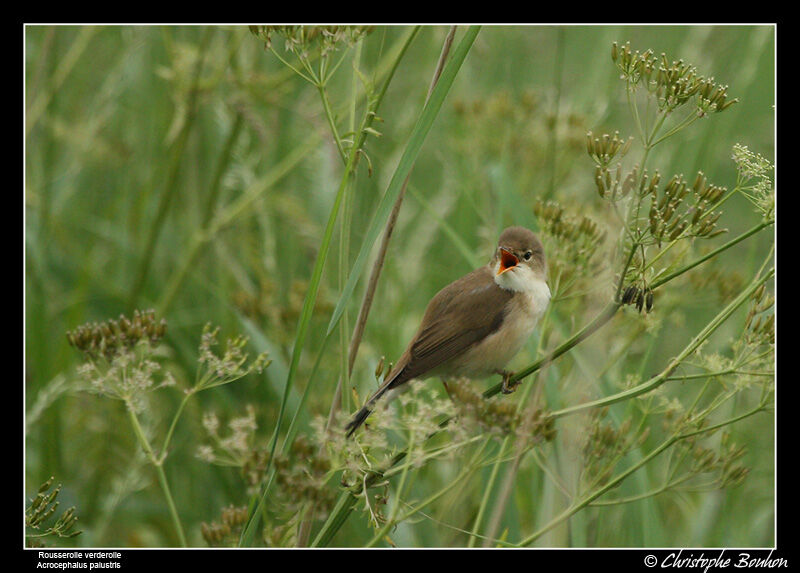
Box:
[345,371,404,438]
[344,404,374,438]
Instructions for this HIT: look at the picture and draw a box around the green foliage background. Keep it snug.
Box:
[25,25,775,547]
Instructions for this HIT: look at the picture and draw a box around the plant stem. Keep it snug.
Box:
[325,26,480,337]
[336,40,362,418]
[26,27,98,136]
[487,299,622,397]
[311,490,358,547]
[238,27,421,547]
[201,112,244,227]
[548,267,773,420]
[643,186,742,275]
[269,46,315,83]
[380,435,485,479]
[319,260,772,545]
[153,463,188,547]
[269,21,418,481]
[484,216,772,398]
[129,27,213,309]
[366,430,415,547]
[650,109,701,147]
[627,84,645,143]
[517,434,677,546]
[311,33,772,546]
[480,306,555,546]
[317,80,348,162]
[516,397,769,546]
[325,26,458,430]
[650,219,773,290]
[348,25,457,381]
[385,438,503,545]
[466,438,504,547]
[156,135,320,316]
[125,405,187,546]
[544,27,565,200]
[615,244,638,301]
[160,391,194,459]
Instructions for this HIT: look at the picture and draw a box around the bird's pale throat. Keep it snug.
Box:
[498,248,519,275]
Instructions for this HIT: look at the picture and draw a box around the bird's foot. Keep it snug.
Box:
[496,369,519,394]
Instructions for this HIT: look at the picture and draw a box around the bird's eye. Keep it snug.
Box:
[523,251,532,261]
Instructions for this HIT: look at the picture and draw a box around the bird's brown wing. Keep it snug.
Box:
[388,265,513,388]
[347,266,512,437]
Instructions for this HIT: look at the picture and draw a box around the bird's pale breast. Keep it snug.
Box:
[440,278,550,378]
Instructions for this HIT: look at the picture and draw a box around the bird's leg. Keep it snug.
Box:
[495,369,519,395]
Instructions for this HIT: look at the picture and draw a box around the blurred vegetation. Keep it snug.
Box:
[25,25,774,548]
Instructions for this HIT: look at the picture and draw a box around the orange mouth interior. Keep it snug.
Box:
[498,248,518,274]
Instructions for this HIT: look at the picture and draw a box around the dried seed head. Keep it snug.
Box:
[621,167,637,197]
[753,284,766,302]
[693,171,706,194]
[374,356,385,379]
[587,131,633,167]
[661,203,675,223]
[649,214,660,238]
[38,476,55,494]
[621,285,636,304]
[669,221,687,241]
[675,181,689,201]
[614,42,737,116]
[67,310,167,361]
[649,171,661,194]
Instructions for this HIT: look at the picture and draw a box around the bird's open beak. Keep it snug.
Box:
[497,247,519,275]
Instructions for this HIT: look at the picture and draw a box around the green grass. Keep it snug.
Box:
[25,25,774,548]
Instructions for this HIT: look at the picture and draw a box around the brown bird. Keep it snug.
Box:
[346,226,550,437]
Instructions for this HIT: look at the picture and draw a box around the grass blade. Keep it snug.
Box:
[237,27,421,547]
[325,26,482,337]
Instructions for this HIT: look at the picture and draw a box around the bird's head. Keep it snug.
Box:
[491,226,547,291]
